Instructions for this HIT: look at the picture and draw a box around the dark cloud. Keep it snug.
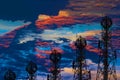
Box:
[64,0,120,16]
[0,0,68,21]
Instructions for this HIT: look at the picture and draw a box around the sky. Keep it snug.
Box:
[0,0,120,80]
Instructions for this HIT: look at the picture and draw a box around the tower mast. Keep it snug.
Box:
[96,16,117,80]
[72,36,91,80]
[47,49,62,80]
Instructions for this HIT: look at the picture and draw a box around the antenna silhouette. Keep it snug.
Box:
[26,61,38,80]
[4,69,16,80]
[72,36,91,80]
[96,16,117,80]
[47,49,62,80]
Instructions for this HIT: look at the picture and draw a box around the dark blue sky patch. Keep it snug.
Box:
[0,0,68,21]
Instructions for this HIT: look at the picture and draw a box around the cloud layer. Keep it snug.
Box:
[63,0,120,16]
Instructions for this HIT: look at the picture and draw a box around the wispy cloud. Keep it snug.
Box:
[39,23,101,42]
[0,20,31,35]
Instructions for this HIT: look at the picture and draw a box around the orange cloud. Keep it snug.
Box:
[36,15,100,30]
[86,45,100,54]
[0,31,17,48]
[63,67,74,74]
[69,42,76,50]
[69,42,100,54]
[58,10,70,17]
[38,14,51,21]
[35,53,46,59]
[51,47,64,54]
[35,41,50,46]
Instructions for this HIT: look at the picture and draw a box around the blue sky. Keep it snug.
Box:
[0,0,120,79]
[0,20,30,35]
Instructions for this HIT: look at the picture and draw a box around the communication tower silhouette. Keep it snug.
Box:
[72,36,91,80]
[47,49,62,80]
[96,16,117,80]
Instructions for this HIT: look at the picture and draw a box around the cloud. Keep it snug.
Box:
[60,59,97,79]
[28,70,120,80]
[0,21,31,48]
[18,33,40,44]
[58,10,70,17]
[38,15,51,21]
[63,67,74,74]
[39,23,101,42]
[63,0,120,17]
[19,36,35,44]
[60,58,120,80]
[0,20,31,35]
[37,11,69,21]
